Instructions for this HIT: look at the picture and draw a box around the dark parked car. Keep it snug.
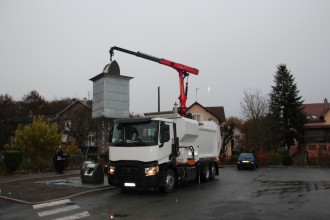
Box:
[237,153,259,170]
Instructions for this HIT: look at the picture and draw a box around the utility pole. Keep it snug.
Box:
[158,86,160,112]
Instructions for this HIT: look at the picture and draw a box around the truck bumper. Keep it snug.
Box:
[107,161,162,190]
[108,174,160,189]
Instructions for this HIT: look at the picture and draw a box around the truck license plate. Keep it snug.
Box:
[124,183,136,187]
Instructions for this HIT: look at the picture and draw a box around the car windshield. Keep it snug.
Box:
[238,153,254,160]
[111,121,159,146]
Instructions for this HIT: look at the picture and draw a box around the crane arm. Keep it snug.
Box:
[109,46,199,116]
[110,46,199,75]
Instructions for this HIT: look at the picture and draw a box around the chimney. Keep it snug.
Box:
[324,98,329,110]
[173,102,178,114]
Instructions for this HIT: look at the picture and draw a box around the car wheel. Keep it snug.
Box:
[210,163,217,180]
[162,169,175,193]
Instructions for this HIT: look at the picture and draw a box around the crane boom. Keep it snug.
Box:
[109,46,199,116]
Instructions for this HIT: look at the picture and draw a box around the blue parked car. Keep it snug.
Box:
[237,153,259,170]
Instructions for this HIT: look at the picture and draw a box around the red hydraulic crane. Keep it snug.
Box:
[109,46,199,117]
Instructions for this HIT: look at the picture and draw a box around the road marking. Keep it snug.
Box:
[32,199,90,219]
[37,205,80,217]
[33,199,72,209]
[52,211,91,220]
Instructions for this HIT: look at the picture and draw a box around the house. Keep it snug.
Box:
[186,102,225,125]
[302,98,330,159]
[53,99,99,153]
[232,128,245,153]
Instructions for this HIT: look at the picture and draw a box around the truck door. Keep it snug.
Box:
[158,122,172,164]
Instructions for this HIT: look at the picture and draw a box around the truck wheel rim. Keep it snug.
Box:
[211,166,216,176]
[166,175,174,189]
[205,168,210,179]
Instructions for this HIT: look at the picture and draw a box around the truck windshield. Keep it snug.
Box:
[111,121,159,146]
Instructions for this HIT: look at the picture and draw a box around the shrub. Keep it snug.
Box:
[3,150,22,172]
[68,150,84,169]
[280,150,293,166]
[87,153,98,162]
[86,152,109,165]
[293,158,309,166]
[256,151,268,165]
[267,151,282,165]
[0,154,5,175]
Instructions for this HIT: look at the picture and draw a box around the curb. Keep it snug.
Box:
[0,173,79,184]
[0,185,115,205]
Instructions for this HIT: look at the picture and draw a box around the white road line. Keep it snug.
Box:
[52,211,91,220]
[37,205,80,217]
[33,199,72,209]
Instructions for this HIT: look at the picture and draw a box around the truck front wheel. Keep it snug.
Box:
[162,169,175,193]
[201,164,210,182]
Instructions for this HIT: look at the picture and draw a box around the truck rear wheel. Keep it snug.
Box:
[162,169,175,193]
[210,163,217,180]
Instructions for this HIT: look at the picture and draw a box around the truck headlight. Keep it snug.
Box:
[109,166,115,175]
[145,166,159,176]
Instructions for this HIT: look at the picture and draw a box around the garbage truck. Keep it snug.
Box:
[107,112,221,193]
[105,46,221,192]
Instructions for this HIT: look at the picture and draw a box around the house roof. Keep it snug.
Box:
[187,102,226,123]
[56,100,91,118]
[302,100,329,122]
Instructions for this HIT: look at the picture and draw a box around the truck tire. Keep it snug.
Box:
[162,169,175,193]
[201,164,210,182]
[210,163,217,180]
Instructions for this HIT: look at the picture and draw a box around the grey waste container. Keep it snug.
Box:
[81,162,104,184]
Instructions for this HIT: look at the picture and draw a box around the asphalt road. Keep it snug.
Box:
[1,167,330,220]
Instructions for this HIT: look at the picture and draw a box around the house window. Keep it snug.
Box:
[88,134,95,147]
[192,115,201,122]
[305,129,326,143]
[308,145,316,150]
[64,120,71,131]
[318,145,327,151]
[62,134,68,143]
[100,132,104,144]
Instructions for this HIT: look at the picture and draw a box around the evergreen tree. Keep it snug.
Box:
[269,64,307,150]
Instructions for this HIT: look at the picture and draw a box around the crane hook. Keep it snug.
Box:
[110,50,114,62]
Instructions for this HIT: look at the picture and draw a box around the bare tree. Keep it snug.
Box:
[240,88,268,120]
[240,88,271,151]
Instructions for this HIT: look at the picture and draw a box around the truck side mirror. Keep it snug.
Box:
[160,123,170,145]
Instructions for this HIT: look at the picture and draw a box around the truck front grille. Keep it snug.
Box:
[117,167,140,182]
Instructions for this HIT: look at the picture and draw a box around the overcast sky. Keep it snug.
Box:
[1,0,329,118]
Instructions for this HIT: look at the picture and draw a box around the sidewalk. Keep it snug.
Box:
[0,169,114,205]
